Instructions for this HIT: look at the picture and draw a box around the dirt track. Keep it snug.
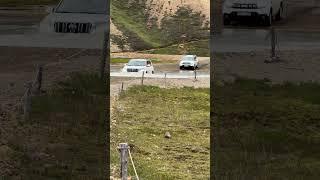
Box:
[214,49,320,83]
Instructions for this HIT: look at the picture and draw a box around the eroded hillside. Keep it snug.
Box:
[111,0,210,52]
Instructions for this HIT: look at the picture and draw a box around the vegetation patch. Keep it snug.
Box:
[111,86,210,179]
[213,78,320,179]
[142,39,209,57]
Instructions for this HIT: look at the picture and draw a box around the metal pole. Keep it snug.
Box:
[119,143,129,180]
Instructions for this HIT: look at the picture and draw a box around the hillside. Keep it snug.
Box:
[111,0,210,52]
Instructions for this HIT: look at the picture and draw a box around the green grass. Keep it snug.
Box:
[142,39,209,57]
[6,72,107,179]
[0,0,58,6]
[111,0,164,50]
[111,86,210,179]
[213,78,320,179]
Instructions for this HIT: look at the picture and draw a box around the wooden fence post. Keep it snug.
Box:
[271,27,276,59]
[164,73,167,88]
[34,65,43,94]
[119,143,129,180]
[141,71,145,85]
[23,82,32,120]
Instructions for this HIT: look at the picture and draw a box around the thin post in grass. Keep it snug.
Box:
[194,68,197,81]
[141,71,145,85]
[119,143,129,180]
[265,27,280,63]
[34,65,43,95]
[164,72,167,88]
[119,82,124,94]
[23,82,32,121]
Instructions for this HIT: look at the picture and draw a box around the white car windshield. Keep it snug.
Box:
[55,0,107,14]
[127,60,147,66]
[182,56,195,61]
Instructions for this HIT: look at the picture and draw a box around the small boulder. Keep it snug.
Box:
[164,132,171,139]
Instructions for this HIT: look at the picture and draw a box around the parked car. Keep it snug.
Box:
[39,0,108,34]
[122,59,155,74]
[179,55,199,70]
[223,0,286,26]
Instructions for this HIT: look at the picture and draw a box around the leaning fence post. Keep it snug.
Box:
[141,71,145,85]
[23,82,32,120]
[119,143,129,180]
[35,65,43,94]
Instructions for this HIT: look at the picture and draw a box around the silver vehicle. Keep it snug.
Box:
[39,0,108,34]
[223,0,286,26]
[122,59,155,74]
[179,55,199,70]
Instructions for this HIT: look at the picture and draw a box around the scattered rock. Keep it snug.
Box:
[164,132,171,139]
[191,147,200,153]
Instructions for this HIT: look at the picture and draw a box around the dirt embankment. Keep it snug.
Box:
[145,0,209,26]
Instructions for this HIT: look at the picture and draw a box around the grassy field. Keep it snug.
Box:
[213,78,320,179]
[111,86,210,179]
[142,39,209,57]
[5,72,107,179]
[0,0,58,6]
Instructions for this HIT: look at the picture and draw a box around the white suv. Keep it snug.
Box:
[122,59,155,74]
[223,0,286,26]
[39,0,108,34]
[179,55,199,70]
